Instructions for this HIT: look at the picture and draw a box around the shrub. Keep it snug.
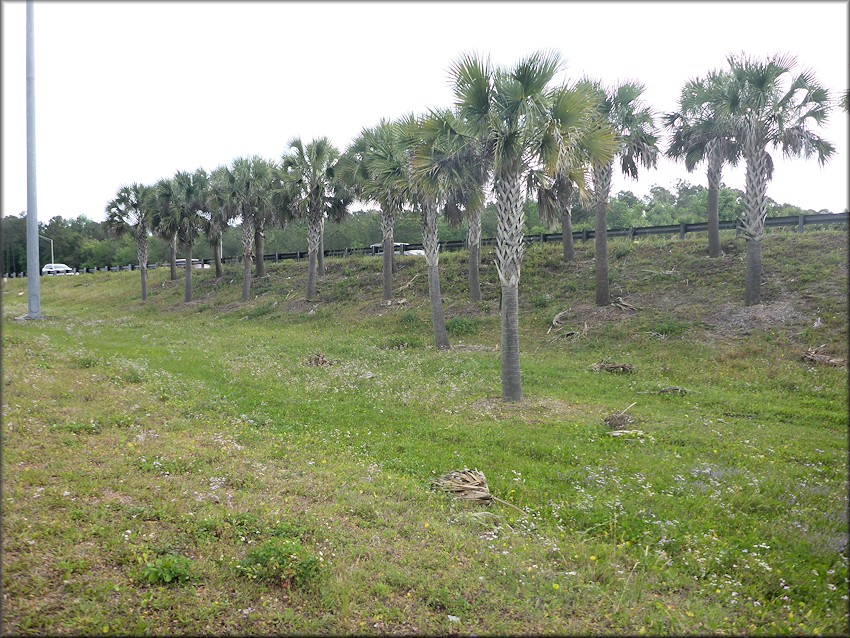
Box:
[236,538,321,589]
[141,554,193,585]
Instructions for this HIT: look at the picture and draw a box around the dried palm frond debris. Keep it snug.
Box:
[433,469,524,514]
[604,402,636,428]
[591,358,635,374]
[607,429,647,438]
[637,385,689,395]
[547,310,571,334]
[802,345,845,367]
[305,353,332,366]
[611,297,638,311]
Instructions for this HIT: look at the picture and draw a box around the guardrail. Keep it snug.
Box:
[5,212,846,278]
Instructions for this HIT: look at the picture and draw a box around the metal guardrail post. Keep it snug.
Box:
[582,229,589,242]
[679,223,687,239]
[798,214,805,233]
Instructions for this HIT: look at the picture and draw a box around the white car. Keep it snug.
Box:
[41,263,74,275]
[370,242,425,256]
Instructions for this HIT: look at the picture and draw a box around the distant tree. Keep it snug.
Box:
[105,183,153,302]
[709,53,834,305]
[666,70,743,257]
[532,83,616,263]
[152,177,180,281]
[581,79,659,306]
[279,137,351,301]
[172,169,210,303]
[339,121,409,301]
[406,109,481,349]
[228,156,275,302]
[206,166,235,278]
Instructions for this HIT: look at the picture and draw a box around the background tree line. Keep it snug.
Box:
[2,180,836,274]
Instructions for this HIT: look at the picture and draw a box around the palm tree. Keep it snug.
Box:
[581,79,659,306]
[403,110,470,350]
[339,121,407,301]
[532,83,616,262]
[206,166,235,278]
[450,50,596,401]
[151,177,180,281]
[279,137,351,301]
[229,156,275,302]
[105,183,153,302]
[708,53,834,306]
[432,91,494,303]
[665,70,742,258]
[172,168,210,303]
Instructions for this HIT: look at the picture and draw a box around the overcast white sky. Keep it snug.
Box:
[2,1,848,224]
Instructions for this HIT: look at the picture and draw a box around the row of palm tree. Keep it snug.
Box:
[105,49,836,402]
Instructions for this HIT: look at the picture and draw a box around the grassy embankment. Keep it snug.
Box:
[2,230,847,635]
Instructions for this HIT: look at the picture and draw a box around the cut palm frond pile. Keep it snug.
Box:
[305,353,332,366]
[611,297,638,311]
[802,345,845,367]
[591,358,635,374]
[433,469,525,514]
[604,402,636,428]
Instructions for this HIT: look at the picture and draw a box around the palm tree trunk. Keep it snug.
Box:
[254,225,265,278]
[500,284,522,402]
[706,140,723,258]
[380,208,395,301]
[467,206,482,302]
[306,212,322,301]
[140,264,148,303]
[184,243,193,303]
[560,180,575,263]
[593,161,613,306]
[136,232,148,303]
[213,238,223,278]
[494,170,524,402]
[317,219,325,277]
[422,198,449,350]
[561,210,574,262]
[241,215,254,302]
[169,235,178,281]
[742,126,770,306]
[744,238,762,306]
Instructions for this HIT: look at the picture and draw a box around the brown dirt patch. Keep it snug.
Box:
[702,297,805,338]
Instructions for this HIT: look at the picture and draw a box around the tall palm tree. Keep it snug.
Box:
[665,70,742,258]
[532,83,616,262]
[228,156,275,302]
[450,50,595,402]
[432,90,495,303]
[279,137,351,301]
[206,165,235,278]
[105,182,153,302]
[172,168,210,303]
[581,79,659,306]
[339,121,407,301]
[708,53,834,305]
[151,177,180,281]
[403,110,471,350]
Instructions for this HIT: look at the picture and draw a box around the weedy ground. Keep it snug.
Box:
[2,230,847,635]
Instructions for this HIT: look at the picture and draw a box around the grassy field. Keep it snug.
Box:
[2,230,847,635]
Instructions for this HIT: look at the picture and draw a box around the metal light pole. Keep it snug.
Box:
[25,0,41,317]
[38,234,54,267]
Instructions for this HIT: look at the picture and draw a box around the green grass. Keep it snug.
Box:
[2,231,847,635]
